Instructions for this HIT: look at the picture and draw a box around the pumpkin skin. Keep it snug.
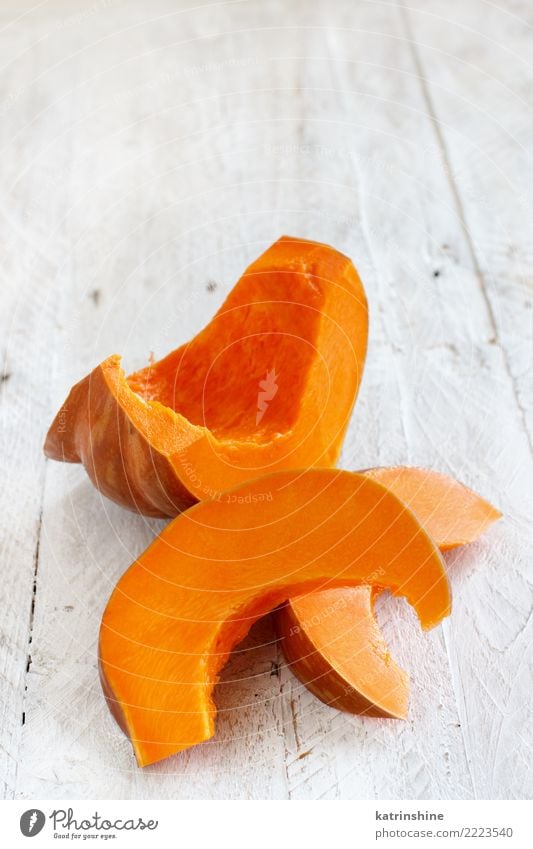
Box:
[44,236,368,517]
[98,470,450,766]
[276,467,501,719]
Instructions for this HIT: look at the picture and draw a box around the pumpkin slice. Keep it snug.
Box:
[276,467,501,718]
[277,586,409,718]
[44,236,367,517]
[99,470,450,766]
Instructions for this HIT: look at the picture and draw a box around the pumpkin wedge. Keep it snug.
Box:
[277,586,409,718]
[99,470,450,766]
[44,236,367,517]
[276,467,501,718]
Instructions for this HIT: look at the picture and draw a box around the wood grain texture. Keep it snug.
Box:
[0,0,531,800]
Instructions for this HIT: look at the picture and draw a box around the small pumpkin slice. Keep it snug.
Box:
[278,586,409,718]
[44,236,367,517]
[276,467,501,718]
[99,470,450,766]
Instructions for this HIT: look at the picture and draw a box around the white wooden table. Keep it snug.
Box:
[1,0,532,800]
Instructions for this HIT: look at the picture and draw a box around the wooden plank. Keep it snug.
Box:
[399,0,533,445]
[396,0,533,799]
[0,9,82,799]
[268,2,477,800]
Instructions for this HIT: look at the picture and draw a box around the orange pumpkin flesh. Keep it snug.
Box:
[98,470,450,766]
[44,236,368,517]
[276,467,501,719]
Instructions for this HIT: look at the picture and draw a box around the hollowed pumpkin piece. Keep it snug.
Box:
[44,236,367,517]
[278,586,409,718]
[99,470,450,766]
[276,467,501,718]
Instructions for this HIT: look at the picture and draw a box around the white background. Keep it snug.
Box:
[1,0,532,800]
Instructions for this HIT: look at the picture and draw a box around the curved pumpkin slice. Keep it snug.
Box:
[276,467,501,718]
[44,236,368,517]
[99,470,450,766]
[278,586,409,718]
